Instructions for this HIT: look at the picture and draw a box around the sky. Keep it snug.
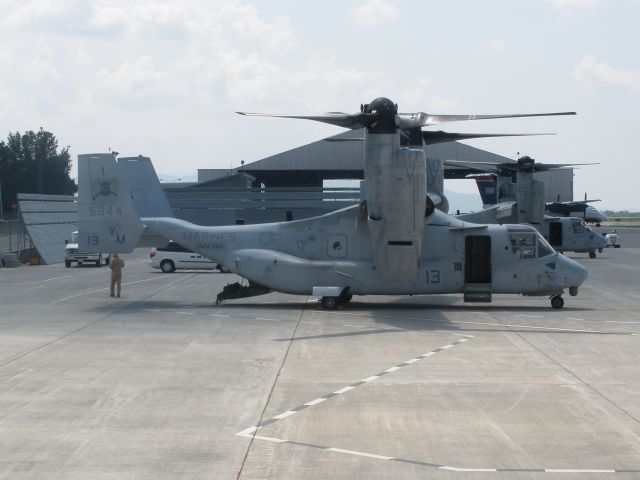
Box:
[1,0,639,210]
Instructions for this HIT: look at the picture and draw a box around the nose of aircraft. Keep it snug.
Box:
[594,233,608,249]
[558,254,588,287]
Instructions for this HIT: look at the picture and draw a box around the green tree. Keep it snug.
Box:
[0,129,76,215]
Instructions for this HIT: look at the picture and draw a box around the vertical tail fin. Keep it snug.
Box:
[117,156,174,218]
[78,153,144,253]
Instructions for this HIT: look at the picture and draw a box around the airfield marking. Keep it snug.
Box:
[238,431,638,474]
[236,335,472,439]
[313,310,640,337]
[50,276,170,304]
[44,275,72,282]
[235,319,639,474]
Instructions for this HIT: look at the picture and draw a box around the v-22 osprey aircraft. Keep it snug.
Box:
[78,97,587,309]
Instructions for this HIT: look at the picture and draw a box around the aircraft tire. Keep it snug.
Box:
[551,295,564,309]
[321,296,337,310]
[589,251,596,259]
[160,260,176,273]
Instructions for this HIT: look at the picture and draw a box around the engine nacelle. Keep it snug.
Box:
[364,134,426,282]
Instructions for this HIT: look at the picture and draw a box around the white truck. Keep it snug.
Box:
[65,231,110,267]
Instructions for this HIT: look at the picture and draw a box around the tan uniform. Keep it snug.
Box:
[109,256,125,297]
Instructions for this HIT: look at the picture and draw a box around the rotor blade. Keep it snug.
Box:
[531,162,599,171]
[445,159,598,174]
[398,111,576,128]
[555,199,602,207]
[445,160,503,168]
[422,131,554,145]
[236,111,377,129]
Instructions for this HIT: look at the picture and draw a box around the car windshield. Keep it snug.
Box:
[71,232,79,243]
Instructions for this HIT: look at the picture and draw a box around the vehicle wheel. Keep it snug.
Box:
[321,296,337,310]
[160,260,176,273]
[551,295,564,309]
[589,251,596,259]
[96,255,102,267]
[65,260,71,267]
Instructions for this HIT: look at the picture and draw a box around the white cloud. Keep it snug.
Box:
[573,54,640,93]
[473,38,509,57]
[390,77,460,113]
[350,0,399,27]
[545,0,602,10]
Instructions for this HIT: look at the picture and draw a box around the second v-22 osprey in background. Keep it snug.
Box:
[79,97,586,308]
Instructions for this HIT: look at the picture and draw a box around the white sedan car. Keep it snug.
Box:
[149,242,227,272]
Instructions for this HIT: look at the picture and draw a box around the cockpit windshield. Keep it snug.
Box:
[537,233,555,257]
[507,226,555,259]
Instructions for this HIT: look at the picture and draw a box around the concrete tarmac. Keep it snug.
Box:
[0,229,639,479]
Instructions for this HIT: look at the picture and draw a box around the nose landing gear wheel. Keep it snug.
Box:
[589,251,596,259]
[551,295,564,309]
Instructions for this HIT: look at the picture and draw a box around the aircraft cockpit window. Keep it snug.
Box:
[537,234,555,258]
[571,221,585,234]
[509,232,536,259]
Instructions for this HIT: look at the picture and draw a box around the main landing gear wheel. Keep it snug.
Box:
[551,295,564,309]
[589,251,596,259]
[320,296,337,310]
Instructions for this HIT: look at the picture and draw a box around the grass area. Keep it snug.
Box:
[609,217,640,222]
[0,220,19,236]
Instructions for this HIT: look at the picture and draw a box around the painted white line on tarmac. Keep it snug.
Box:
[326,447,394,460]
[440,466,497,472]
[545,469,616,473]
[51,276,168,304]
[44,275,72,282]
[333,386,355,394]
[273,411,297,420]
[236,426,257,437]
[253,435,287,443]
[304,398,327,406]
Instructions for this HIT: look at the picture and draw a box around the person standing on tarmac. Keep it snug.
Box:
[109,253,125,297]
